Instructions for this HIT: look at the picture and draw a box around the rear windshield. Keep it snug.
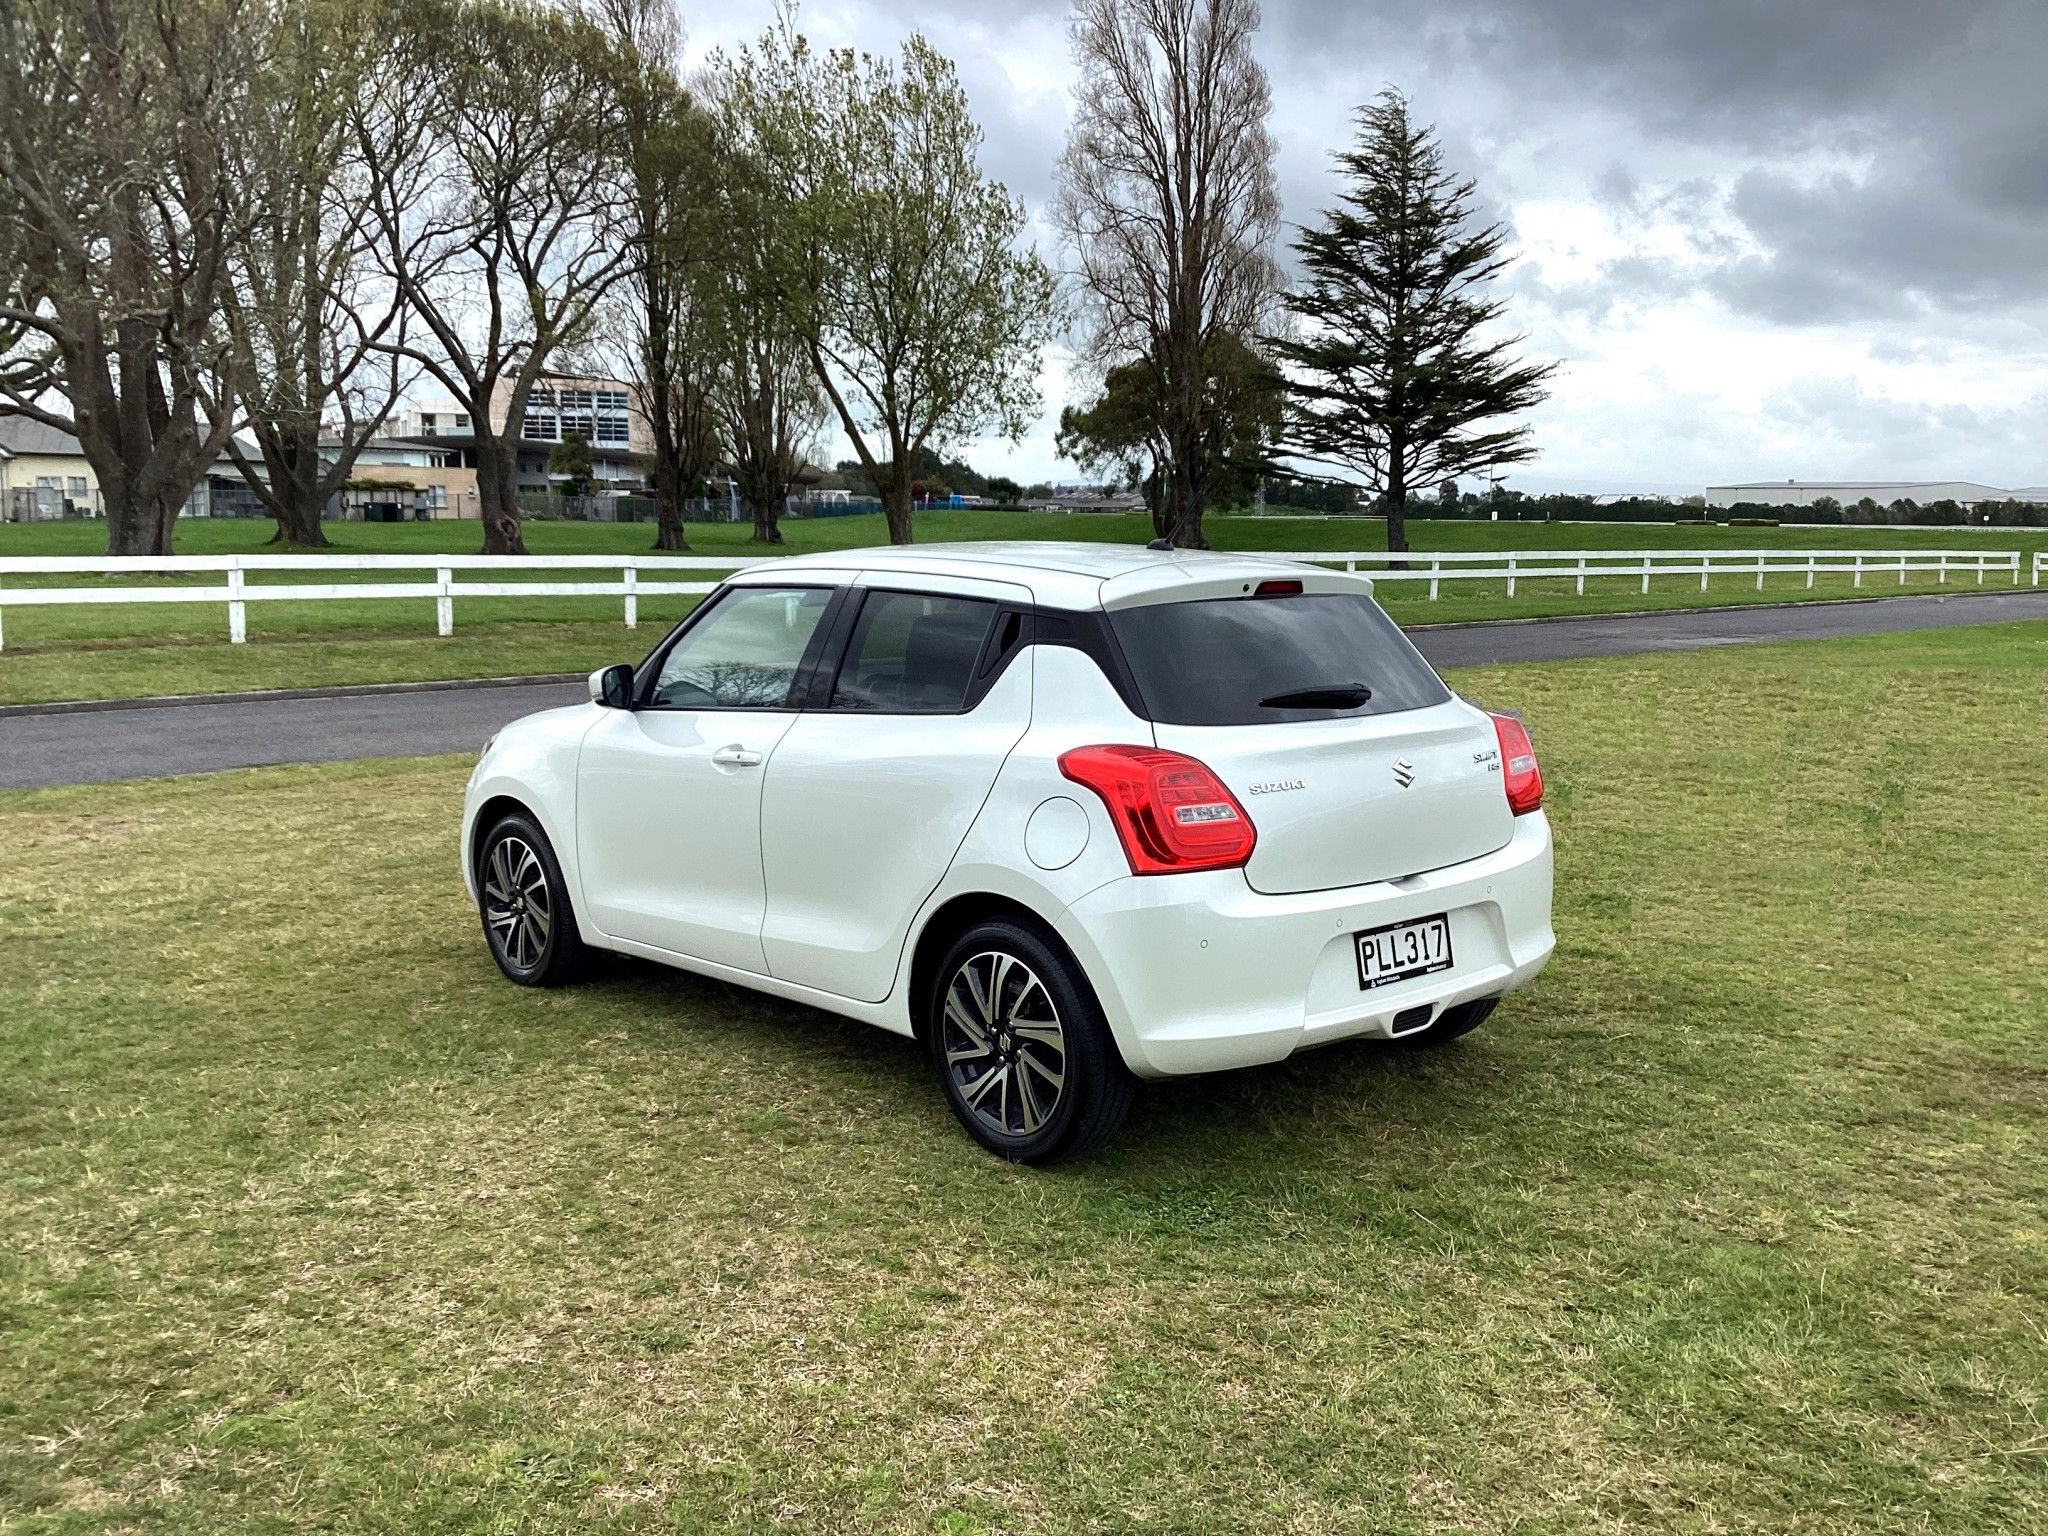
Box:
[1107,593,1452,727]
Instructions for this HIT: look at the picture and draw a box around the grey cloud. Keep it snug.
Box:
[1263,0,2048,322]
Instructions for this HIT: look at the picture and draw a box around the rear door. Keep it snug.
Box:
[1106,588,1513,893]
[759,576,1034,1002]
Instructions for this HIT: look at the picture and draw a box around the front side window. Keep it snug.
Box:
[1107,592,1451,726]
[831,591,998,713]
[650,587,832,709]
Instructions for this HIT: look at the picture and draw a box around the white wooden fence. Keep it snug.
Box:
[0,546,2027,651]
[0,553,768,651]
[1273,547,2025,600]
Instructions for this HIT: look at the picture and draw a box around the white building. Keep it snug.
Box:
[1705,479,2023,509]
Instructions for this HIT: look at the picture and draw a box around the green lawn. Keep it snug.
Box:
[1,511,2041,705]
[3,625,2043,1532]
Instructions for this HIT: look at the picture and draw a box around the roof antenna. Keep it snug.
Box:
[1146,501,1195,551]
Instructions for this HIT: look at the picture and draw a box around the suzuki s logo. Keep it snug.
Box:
[1392,757,1417,789]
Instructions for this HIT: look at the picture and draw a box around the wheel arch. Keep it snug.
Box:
[906,892,1060,1045]
[468,793,538,880]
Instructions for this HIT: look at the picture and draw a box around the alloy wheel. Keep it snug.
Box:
[483,835,553,972]
[940,950,1068,1137]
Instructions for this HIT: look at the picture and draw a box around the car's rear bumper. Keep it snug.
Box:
[1056,811,1555,1078]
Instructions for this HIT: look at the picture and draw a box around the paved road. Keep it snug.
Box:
[5,590,2044,791]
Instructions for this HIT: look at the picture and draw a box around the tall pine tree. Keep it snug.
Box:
[1274,91,1556,555]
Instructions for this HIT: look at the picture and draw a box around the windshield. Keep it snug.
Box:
[1106,592,1452,727]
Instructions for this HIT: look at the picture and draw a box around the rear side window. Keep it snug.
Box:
[831,590,998,713]
[1107,593,1451,726]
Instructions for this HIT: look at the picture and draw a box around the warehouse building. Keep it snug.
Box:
[1705,479,2027,509]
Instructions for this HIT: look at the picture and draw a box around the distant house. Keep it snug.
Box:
[0,417,98,521]
[323,437,479,520]
[1705,479,2017,509]
[0,417,264,522]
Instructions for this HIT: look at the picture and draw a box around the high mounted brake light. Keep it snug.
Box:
[1252,579,1303,597]
[1489,712,1544,816]
[1058,745,1257,874]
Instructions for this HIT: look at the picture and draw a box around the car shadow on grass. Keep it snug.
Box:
[577,951,1538,1181]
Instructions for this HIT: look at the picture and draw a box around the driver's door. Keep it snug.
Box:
[576,584,838,972]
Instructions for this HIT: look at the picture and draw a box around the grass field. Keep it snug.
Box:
[2,512,2041,706]
[3,624,2043,1532]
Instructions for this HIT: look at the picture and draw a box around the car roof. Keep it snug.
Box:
[733,540,1372,610]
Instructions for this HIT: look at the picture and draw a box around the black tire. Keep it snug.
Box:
[926,917,1134,1164]
[476,811,590,987]
[1397,995,1499,1048]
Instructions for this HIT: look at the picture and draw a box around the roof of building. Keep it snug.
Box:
[739,541,1371,611]
[0,416,85,457]
[1706,479,2009,494]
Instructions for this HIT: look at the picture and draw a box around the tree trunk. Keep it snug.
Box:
[264,422,332,547]
[749,496,785,544]
[268,496,330,548]
[649,446,691,552]
[881,479,914,545]
[476,433,528,555]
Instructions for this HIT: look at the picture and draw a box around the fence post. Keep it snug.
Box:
[1640,556,1650,595]
[1939,554,1947,585]
[1755,552,1765,591]
[1700,555,1709,593]
[1506,554,1517,597]
[1576,556,1585,596]
[1853,555,1863,589]
[1897,554,1906,586]
[1806,555,1816,589]
[228,558,247,644]
[436,567,454,636]
[1976,555,1984,585]
[623,562,638,629]
[1429,558,1440,601]
[0,580,5,652]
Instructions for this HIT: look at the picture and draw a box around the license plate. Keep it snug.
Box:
[1355,914,1453,990]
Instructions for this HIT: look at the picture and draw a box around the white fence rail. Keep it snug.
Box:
[0,546,2026,650]
[1272,547,2024,600]
[0,553,770,650]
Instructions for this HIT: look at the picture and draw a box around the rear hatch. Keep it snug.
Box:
[1105,586,1514,893]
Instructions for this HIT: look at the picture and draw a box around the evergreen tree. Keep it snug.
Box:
[1273,91,1556,555]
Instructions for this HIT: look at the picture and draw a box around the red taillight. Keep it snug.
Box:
[1253,578,1303,597]
[1490,712,1543,816]
[1058,744,1257,874]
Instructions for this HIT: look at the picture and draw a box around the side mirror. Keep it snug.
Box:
[589,663,636,709]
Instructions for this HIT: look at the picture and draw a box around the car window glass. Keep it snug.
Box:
[651,587,831,709]
[831,591,998,713]
[1107,592,1451,726]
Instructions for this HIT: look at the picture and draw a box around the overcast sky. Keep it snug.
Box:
[681,0,2048,495]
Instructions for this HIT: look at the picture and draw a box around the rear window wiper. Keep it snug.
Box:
[1259,683,1372,709]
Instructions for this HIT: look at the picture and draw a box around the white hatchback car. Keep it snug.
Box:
[463,542,1554,1161]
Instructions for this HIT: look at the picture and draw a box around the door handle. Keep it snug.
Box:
[711,744,763,768]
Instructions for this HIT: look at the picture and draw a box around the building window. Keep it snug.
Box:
[522,389,558,442]
[68,476,87,497]
[595,391,630,446]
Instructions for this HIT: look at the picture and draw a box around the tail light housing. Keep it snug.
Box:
[1058,744,1257,874]
[1489,712,1543,815]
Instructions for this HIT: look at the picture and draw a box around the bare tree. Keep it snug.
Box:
[1054,0,1282,548]
[0,0,246,555]
[218,0,407,547]
[358,0,637,554]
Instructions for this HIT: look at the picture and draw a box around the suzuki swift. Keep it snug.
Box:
[462,543,1554,1162]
